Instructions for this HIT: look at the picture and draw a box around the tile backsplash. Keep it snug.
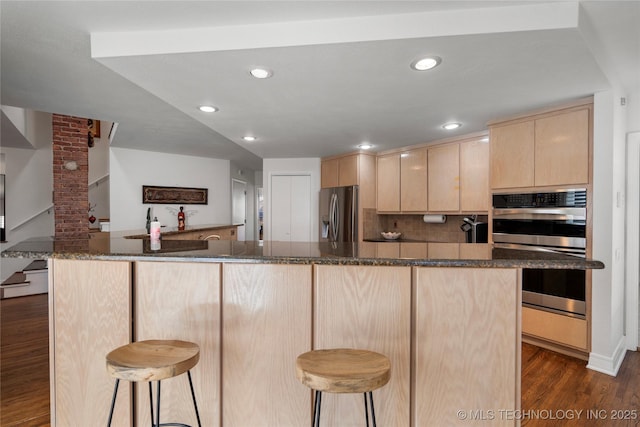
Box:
[363,208,488,243]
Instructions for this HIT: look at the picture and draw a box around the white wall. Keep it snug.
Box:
[109,148,232,231]
[0,112,54,282]
[88,120,111,227]
[589,90,628,375]
[262,158,320,242]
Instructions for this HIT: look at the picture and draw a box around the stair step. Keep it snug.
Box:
[23,260,47,272]
[1,272,28,286]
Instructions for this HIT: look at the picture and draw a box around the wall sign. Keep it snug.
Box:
[142,185,208,204]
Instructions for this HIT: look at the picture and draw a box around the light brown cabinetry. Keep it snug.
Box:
[413,267,520,426]
[321,154,358,188]
[490,100,591,190]
[222,263,312,426]
[401,148,428,212]
[427,144,459,212]
[161,226,237,241]
[135,261,221,426]
[50,259,131,426]
[376,133,489,214]
[314,264,411,426]
[377,148,428,213]
[376,153,401,212]
[460,138,490,211]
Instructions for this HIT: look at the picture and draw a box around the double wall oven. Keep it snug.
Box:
[493,189,587,318]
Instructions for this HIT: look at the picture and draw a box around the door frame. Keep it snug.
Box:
[625,131,640,350]
[231,178,247,241]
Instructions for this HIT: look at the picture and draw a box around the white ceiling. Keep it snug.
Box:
[1,1,638,172]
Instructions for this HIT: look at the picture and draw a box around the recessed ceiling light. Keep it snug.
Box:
[250,68,273,79]
[242,136,257,142]
[410,56,442,71]
[199,105,218,113]
[442,122,462,130]
[358,143,373,150]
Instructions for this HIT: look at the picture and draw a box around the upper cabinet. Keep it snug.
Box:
[376,134,489,214]
[321,154,359,188]
[377,148,428,213]
[427,144,459,212]
[460,138,490,212]
[490,99,592,190]
[376,153,401,212]
[401,148,428,212]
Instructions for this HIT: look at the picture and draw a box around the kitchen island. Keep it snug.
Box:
[2,236,603,427]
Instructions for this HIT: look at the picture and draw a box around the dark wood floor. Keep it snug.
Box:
[2,294,639,426]
[1,293,50,427]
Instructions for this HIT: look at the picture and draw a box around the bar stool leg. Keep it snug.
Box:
[148,382,154,427]
[312,390,322,427]
[107,379,120,427]
[155,381,162,427]
[364,393,370,427]
[369,391,377,427]
[187,370,202,427]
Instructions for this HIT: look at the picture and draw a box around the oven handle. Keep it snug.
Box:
[492,207,586,220]
[493,242,586,258]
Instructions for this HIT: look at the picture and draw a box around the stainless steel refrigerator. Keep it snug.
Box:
[319,185,358,242]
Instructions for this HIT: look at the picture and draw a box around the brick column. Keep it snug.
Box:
[52,114,89,241]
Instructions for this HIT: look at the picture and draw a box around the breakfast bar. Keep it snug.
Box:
[2,235,603,427]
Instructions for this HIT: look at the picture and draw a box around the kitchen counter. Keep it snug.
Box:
[1,234,603,270]
[10,232,603,426]
[122,223,241,239]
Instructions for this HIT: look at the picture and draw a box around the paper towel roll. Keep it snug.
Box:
[423,214,446,223]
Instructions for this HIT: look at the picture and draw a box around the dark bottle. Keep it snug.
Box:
[178,206,185,231]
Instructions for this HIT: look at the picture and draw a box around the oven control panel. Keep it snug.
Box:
[493,189,586,209]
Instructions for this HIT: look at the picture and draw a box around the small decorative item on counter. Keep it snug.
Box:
[381,231,402,240]
[150,217,161,250]
[178,206,185,231]
[88,203,97,224]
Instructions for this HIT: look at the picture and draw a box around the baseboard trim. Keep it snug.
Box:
[587,336,627,377]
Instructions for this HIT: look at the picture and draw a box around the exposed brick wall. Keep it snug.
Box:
[52,114,89,240]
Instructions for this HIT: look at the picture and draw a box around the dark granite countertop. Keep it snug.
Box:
[1,234,604,269]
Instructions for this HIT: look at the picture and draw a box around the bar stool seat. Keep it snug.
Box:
[296,348,391,426]
[106,339,201,427]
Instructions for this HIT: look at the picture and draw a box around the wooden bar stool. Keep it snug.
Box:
[106,339,202,427]
[296,348,391,427]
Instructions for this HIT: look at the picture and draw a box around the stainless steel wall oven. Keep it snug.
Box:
[493,189,587,318]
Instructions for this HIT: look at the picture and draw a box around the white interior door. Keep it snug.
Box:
[270,174,311,242]
[232,179,246,241]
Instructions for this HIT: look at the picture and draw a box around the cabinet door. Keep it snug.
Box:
[338,154,359,187]
[490,121,535,189]
[401,148,428,212]
[135,261,221,427]
[321,158,339,188]
[460,139,489,212]
[223,264,312,426]
[413,268,520,426]
[51,259,131,427]
[428,144,459,212]
[314,265,411,426]
[377,153,400,212]
[534,108,589,186]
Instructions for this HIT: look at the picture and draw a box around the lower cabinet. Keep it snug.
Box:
[222,263,312,426]
[49,260,520,427]
[314,265,412,426]
[50,259,131,426]
[135,261,222,427]
[413,267,520,426]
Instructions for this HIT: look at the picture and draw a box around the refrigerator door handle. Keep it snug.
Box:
[330,193,339,241]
